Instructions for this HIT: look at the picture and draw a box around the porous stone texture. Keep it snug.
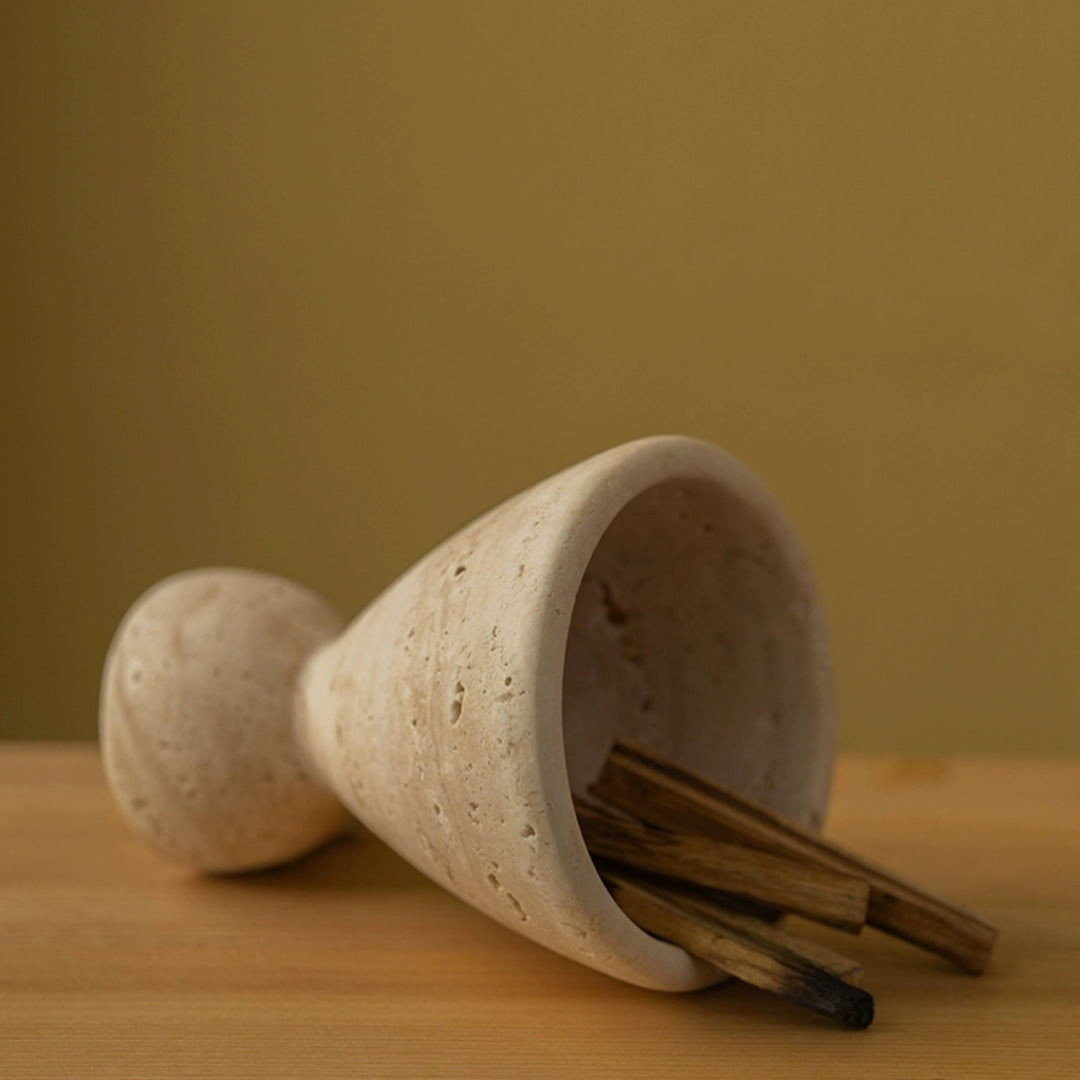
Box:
[297,435,835,991]
[100,436,834,990]
[100,569,349,871]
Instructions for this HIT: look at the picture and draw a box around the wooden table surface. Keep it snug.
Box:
[2,744,1078,1079]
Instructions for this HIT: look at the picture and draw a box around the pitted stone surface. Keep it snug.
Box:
[101,569,348,871]
[101,436,835,991]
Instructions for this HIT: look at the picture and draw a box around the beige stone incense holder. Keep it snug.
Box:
[101,435,835,991]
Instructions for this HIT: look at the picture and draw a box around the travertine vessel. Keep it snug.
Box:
[101,435,835,991]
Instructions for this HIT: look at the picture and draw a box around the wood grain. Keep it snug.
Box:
[2,745,1079,1079]
[599,866,865,984]
[575,796,869,932]
[592,740,997,972]
[600,869,873,1027]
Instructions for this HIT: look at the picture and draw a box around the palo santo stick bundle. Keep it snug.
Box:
[585,739,998,1028]
[603,869,874,1029]
[575,798,869,932]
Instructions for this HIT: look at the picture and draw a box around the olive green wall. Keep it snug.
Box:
[3,3,1077,751]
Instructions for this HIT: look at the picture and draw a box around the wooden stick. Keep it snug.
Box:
[602,868,874,1028]
[591,740,997,974]
[575,797,869,932]
[602,863,865,984]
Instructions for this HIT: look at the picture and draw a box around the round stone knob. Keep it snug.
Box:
[100,567,349,871]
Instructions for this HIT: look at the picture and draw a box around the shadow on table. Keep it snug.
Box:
[183,825,432,896]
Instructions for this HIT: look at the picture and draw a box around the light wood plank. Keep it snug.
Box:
[1,744,1078,1079]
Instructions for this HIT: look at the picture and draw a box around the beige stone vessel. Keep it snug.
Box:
[101,435,835,991]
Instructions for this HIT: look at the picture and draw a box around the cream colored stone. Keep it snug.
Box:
[100,569,350,871]
[100,435,835,991]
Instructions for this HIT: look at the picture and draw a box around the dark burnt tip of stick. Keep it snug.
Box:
[784,971,876,1030]
[841,989,875,1030]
